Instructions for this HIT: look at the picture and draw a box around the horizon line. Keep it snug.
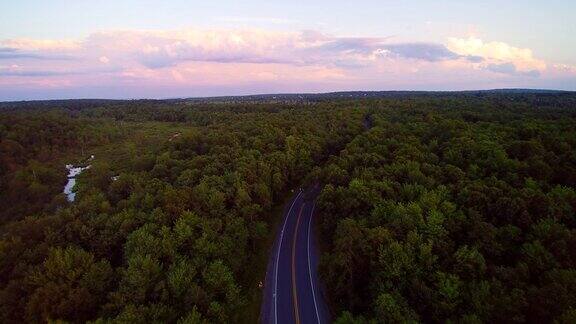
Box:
[1,88,574,104]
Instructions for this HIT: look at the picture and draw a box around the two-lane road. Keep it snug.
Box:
[261,188,330,324]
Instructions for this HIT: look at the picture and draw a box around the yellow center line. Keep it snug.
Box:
[292,203,305,324]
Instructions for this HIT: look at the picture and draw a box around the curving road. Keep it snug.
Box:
[260,187,330,324]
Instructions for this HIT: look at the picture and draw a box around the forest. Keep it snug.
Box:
[0,99,363,323]
[1,92,575,323]
[315,95,576,323]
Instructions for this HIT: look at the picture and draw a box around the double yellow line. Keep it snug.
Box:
[291,204,305,324]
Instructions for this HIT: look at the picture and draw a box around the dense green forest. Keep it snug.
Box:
[315,96,576,323]
[1,93,575,323]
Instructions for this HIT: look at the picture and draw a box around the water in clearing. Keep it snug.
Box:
[64,164,91,202]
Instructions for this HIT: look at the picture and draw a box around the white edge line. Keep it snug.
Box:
[308,202,321,324]
[274,189,302,324]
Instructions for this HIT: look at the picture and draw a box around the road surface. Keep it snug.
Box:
[260,187,330,324]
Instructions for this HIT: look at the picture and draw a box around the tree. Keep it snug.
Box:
[26,246,113,323]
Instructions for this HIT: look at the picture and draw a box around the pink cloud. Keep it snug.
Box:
[447,37,547,75]
[0,28,574,100]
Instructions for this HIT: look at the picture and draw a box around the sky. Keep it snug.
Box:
[1,0,575,100]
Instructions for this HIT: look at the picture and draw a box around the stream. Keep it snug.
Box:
[63,155,94,202]
[64,164,90,202]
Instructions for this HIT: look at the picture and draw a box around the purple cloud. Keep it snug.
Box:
[0,47,75,60]
[382,43,459,61]
[487,62,540,77]
[0,69,74,77]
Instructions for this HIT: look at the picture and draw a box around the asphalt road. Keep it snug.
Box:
[261,188,330,324]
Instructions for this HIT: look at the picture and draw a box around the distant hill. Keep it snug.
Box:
[1,89,574,109]
[181,89,574,103]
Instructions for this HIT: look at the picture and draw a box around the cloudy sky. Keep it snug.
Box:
[1,0,575,100]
